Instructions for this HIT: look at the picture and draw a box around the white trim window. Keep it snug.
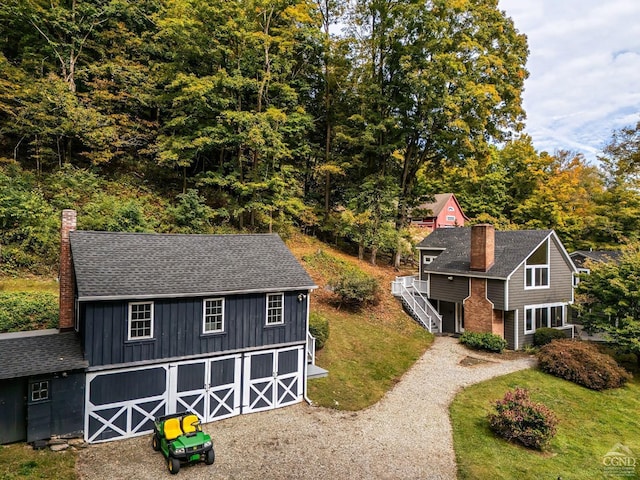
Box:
[446,215,456,222]
[266,293,284,325]
[448,206,455,211]
[31,380,49,402]
[128,302,154,340]
[423,255,436,265]
[203,298,224,333]
[525,240,550,289]
[524,304,565,334]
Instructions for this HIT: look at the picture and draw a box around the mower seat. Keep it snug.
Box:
[164,417,183,441]
[182,414,200,434]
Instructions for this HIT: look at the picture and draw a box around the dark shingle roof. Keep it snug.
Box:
[417,228,554,279]
[0,330,87,380]
[570,250,622,268]
[70,231,316,300]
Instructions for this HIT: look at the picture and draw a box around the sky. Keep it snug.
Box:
[499,0,640,162]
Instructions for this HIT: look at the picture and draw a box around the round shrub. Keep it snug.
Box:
[459,331,507,353]
[329,269,379,309]
[533,327,567,346]
[537,340,631,390]
[488,387,558,450]
[309,312,329,350]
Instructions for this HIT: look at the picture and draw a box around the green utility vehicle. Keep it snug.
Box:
[152,412,215,474]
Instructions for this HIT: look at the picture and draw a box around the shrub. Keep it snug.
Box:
[329,269,379,308]
[459,331,507,353]
[537,340,631,390]
[309,312,329,350]
[0,292,59,333]
[533,327,567,346]
[488,387,558,450]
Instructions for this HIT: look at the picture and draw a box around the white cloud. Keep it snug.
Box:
[500,0,640,161]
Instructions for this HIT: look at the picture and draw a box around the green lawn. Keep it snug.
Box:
[451,369,640,480]
[307,306,433,410]
[0,277,58,294]
[0,444,76,480]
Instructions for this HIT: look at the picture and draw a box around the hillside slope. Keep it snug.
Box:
[287,234,434,410]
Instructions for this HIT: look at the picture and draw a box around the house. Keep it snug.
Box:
[570,250,622,277]
[392,224,577,349]
[409,193,469,230]
[0,209,320,445]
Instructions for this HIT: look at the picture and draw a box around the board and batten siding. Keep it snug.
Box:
[508,235,575,348]
[429,274,469,303]
[81,290,308,367]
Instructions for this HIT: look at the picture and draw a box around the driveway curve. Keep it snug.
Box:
[77,336,535,480]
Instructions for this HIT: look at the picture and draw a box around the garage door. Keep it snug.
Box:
[243,346,303,414]
[170,354,241,423]
[85,365,168,443]
[86,347,303,443]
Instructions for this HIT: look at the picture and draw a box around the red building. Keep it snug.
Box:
[410,193,468,231]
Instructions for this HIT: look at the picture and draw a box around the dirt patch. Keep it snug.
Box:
[459,356,493,367]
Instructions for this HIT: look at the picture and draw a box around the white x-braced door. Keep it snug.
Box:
[243,346,303,414]
[170,354,241,423]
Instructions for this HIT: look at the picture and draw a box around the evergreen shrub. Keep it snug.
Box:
[533,327,567,346]
[459,331,507,353]
[309,312,329,350]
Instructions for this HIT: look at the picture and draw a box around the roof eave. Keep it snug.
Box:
[78,284,319,302]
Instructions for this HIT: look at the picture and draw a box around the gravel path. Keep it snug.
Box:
[77,336,535,480]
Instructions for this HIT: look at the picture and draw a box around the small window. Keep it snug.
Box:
[31,381,49,402]
[128,302,154,340]
[266,293,284,325]
[203,298,224,333]
[448,206,455,211]
[446,215,456,222]
[423,255,435,265]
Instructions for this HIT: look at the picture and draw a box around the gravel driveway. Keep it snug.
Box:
[77,336,535,479]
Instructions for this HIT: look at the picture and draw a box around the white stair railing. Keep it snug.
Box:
[307,331,316,365]
[392,276,442,333]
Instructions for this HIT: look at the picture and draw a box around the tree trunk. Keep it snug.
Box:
[370,246,377,266]
[358,243,364,261]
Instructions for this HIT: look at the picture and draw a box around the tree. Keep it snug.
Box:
[576,248,640,366]
[347,0,528,266]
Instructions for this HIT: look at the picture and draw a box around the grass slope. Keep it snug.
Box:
[0,444,76,480]
[451,369,640,480]
[288,234,433,410]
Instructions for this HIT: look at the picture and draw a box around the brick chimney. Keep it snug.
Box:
[59,209,76,331]
[470,224,495,272]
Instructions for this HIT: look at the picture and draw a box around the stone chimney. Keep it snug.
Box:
[59,209,77,331]
[470,224,495,272]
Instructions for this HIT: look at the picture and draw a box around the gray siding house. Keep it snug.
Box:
[395,224,577,349]
[0,210,319,445]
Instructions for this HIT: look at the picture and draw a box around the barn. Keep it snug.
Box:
[0,209,319,445]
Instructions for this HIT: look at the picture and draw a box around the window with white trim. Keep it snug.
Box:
[524,304,565,334]
[423,255,436,265]
[203,298,224,333]
[446,215,456,222]
[266,293,284,325]
[31,380,49,402]
[128,302,154,340]
[525,240,549,288]
[448,206,455,211]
